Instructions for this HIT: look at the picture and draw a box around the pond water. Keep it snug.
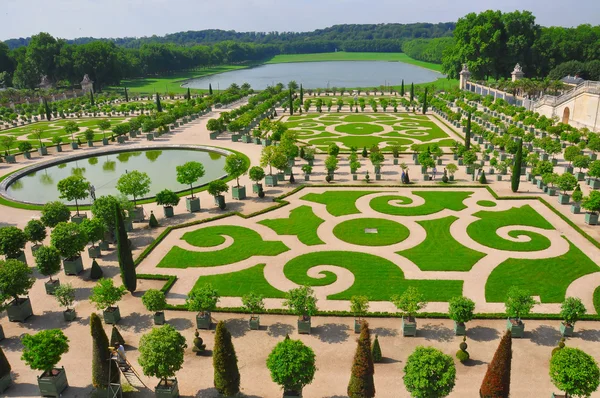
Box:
[183,61,442,90]
[6,149,227,205]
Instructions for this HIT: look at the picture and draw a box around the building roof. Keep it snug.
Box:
[561,75,585,85]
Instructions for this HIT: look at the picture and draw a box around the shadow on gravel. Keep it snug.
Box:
[371,327,398,337]
[419,323,455,342]
[225,317,249,338]
[578,328,600,342]
[169,317,194,331]
[312,323,350,344]
[119,312,153,333]
[193,387,261,398]
[467,326,499,342]
[267,322,294,338]
[530,324,562,347]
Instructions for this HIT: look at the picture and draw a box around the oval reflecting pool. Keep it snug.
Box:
[5,148,227,205]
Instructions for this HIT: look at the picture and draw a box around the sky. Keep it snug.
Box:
[2,0,599,41]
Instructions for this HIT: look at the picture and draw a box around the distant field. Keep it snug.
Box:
[265,52,443,72]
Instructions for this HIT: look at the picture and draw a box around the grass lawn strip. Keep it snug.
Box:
[333,218,410,246]
[157,225,289,268]
[476,200,497,207]
[283,251,462,301]
[467,205,554,252]
[370,191,473,216]
[301,190,380,216]
[258,205,325,246]
[485,239,600,303]
[399,216,486,271]
[192,264,285,298]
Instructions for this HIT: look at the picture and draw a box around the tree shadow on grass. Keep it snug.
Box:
[419,323,455,342]
[529,324,562,347]
[224,317,249,338]
[169,317,194,331]
[467,326,500,342]
[371,327,398,337]
[267,322,294,338]
[312,323,350,344]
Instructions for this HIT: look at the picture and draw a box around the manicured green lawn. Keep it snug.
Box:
[477,200,497,207]
[399,216,486,271]
[485,239,600,303]
[334,123,384,135]
[594,286,600,315]
[332,218,410,246]
[192,264,286,298]
[308,135,413,151]
[157,225,289,268]
[301,191,380,216]
[265,52,443,72]
[259,205,325,246]
[467,205,554,252]
[370,191,473,216]
[283,251,462,301]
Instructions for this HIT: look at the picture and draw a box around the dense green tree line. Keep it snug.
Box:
[402,37,455,63]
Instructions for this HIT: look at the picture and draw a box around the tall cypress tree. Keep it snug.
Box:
[124,87,129,102]
[348,321,375,398]
[90,91,95,106]
[213,321,240,396]
[91,313,119,389]
[422,87,428,114]
[480,330,512,397]
[511,139,523,193]
[300,84,304,105]
[289,89,294,116]
[186,87,191,101]
[209,83,213,95]
[401,80,405,96]
[156,93,162,112]
[465,112,472,151]
[44,98,52,121]
[115,203,136,292]
[410,83,414,102]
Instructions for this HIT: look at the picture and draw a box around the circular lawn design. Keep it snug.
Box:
[477,200,497,207]
[335,123,384,135]
[333,218,409,246]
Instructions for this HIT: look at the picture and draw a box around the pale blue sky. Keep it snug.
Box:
[2,0,598,41]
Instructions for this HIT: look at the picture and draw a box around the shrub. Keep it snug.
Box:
[456,336,470,362]
[403,346,456,397]
[186,284,220,313]
[24,219,47,245]
[572,184,583,203]
[0,226,27,258]
[479,170,487,184]
[155,189,180,207]
[550,347,600,397]
[248,166,265,184]
[552,338,566,356]
[54,283,75,310]
[0,259,35,301]
[34,245,61,281]
[266,338,316,393]
[142,289,166,313]
[347,321,375,398]
[89,278,127,310]
[138,324,187,386]
[208,179,229,198]
[328,143,340,157]
[448,296,476,324]
[582,190,600,214]
[371,335,382,363]
[50,222,87,260]
[90,259,103,280]
[21,329,69,372]
[480,330,512,397]
[192,331,205,354]
[115,203,136,293]
[213,321,240,396]
[560,297,586,326]
[90,313,119,389]
[148,211,159,228]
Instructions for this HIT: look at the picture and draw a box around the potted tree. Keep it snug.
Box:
[0,226,27,263]
[446,163,458,181]
[550,348,600,398]
[97,119,111,145]
[142,289,167,325]
[225,153,247,200]
[156,189,180,218]
[84,129,95,147]
[448,296,476,336]
[242,292,265,330]
[34,246,62,295]
[57,175,89,223]
[208,179,229,210]
[41,201,71,229]
[582,191,600,225]
[571,184,583,214]
[249,166,266,194]
[25,219,46,255]
[50,222,88,275]
[54,283,76,322]
[116,170,151,222]
[138,324,187,398]
[89,278,127,324]
[370,150,385,179]
[392,287,427,337]
[573,155,590,181]
[80,217,105,259]
[21,329,70,397]
[186,283,219,329]
[556,173,578,205]
[350,295,369,334]
[18,141,33,159]
[64,120,80,149]
[176,161,205,213]
[261,146,287,187]
[0,259,35,322]
[505,286,537,338]
[267,337,316,398]
[284,286,318,335]
[559,297,586,337]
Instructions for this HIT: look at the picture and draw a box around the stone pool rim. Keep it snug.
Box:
[0,144,233,206]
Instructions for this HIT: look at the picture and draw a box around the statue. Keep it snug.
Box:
[39,75,53,90]
[461,63,470,73]
[513,63,522,73]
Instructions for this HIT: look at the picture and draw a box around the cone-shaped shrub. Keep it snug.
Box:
[115,203,136,292]
[110,326,125,347]
[90,259,103,280]
[148,211,158,228]
[213,321,240,396]
[91,313,119,389]
[372,335,382,363]
[480,330,512,397]
[348,321,375,398]
[511,140,523,193]
[479,170,487,184]
[0,345,10,377]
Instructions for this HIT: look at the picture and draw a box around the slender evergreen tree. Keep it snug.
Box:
[209,83,213,95]
[422,87,428,114]
[124,87,129,102]
[44,98,52,121]
[90,259,103,280]
[91,313,119,389]
[213,321,240,396]
[90,91,95,106]
[115,203,136,292]
[410,83,414,102]
[465,112,472,151]
[110,325,125,347]
[348,321,375,398]
[401,80,405,96]
[289,89,294,116]
[480,330,512,397]
[300,84,304,104]
[156,93,162,112]
[511,139,523,193]
[186,87,191,101]
[371,335,382,363]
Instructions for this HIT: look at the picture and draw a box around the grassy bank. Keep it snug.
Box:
[265,52,443,72]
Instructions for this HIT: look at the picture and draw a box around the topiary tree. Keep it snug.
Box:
[392,287,427,321]
[448,296,476,330]
[213,321,240,396]
[573,155,590,174]
[480,330,512,397]
[176,161,205,198]
[208,180,229,208]
[456,336,470,363]
[50,222,87,261]
[248,166,265,188]
[0,259,35,302]
[116,170,150,207]
[267,338,316,395]
[115,203,136,293]
[110,326,125,347]
[57,175,89,215]
[479,170,487,184]
[89,278,127,311]
[54,283,75,312]
[24,219,46,249]
[505,286,537,322]
[284,286,318,321]
[186,283,220,315]
[21,329,69,375]
[557,172,578,194]
[560,297,587,328]
[41,201,71,228]
[242,292,264,321]
[138,324,187,388]
[350,295,369,320]
[0,226,27,259]
[142,289,166,314]
[347,321,375,398]
[224,153,247,189]
[582,190,600,215]
[90,312,119,390]
[34,245,61,283]
[511,139,523,192]
[90,259,103,280]
[371,335,382,363]
[80,217,105,248]
[155,189,180,209]
[550,347,600,397]
[403,346,456,397]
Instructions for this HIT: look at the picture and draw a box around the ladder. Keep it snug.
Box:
[108,351,147,397]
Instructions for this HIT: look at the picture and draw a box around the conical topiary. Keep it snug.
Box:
[371,335,382,363]
[456,336,470,363]
[552,337,566,356]
[479,170,487,184]
[213,321,240,396]
[91,313,119,389]
[192,331,205,354]
[347,321,375,398]
[0,345,11,377]
[289,171,295,184]
[90,259,103,280]
[148,211,158,228]
[480,330,512,397]
[110,326,125,347]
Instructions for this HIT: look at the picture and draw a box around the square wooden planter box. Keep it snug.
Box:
[232,186,246,200]
[196,311,211,329]
[186,197,201,213]
[71,213,87,224]
[99,240,110,251]
[283,389,303,398]
[38,146,48,156]
[63,256,83,275]
[585,213,599,225]
[71,142,78,150]
[0,373,11,394]
[155,379,179,398]
[354,319,363,334]
[265,175,278,187]
[559,322,574,337]
[146,133,154,141]
[402,317,417,337]
[575,172,586,181]
[45,279,60,295]
[557,194,570,205]
[507,318,524,338]
[63,309,76,322]
[298,317,311,334]
[154,311,165,325]
[571,204,581,214]
[454,321,466,336]
[277,172,285,182]
[88,245,101,258]
[7,297,33,322]
[131,206,145,222]
[590,179,600,189]
[103,306,121,324]
[37,367,68,398]
[163,206,175,218]
[252,183,262,193]
[249,316,260,330]
[214,195,226,209]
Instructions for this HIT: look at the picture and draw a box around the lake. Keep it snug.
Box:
[183,61,442,90]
